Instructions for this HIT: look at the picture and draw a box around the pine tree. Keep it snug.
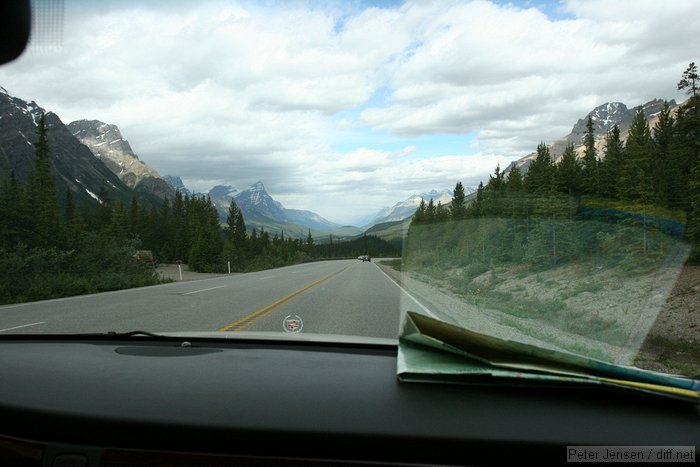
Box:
[652,102,675,205]
[413,198,427,224]
[619,108,654,202]
[226,200,241,241]
[450,182,467,220]
[506,166,523,193]
[306,229,314,253]
[555,143,582,196]
[29,113,61,247]
[110,201,130,240]
[580,115,599,196]
[487,165,506,193]
[524,142,554,193]
[599,125,624,199]
[677,62,698,103]
[435,201,449,222]
[425,198,436,222]
[471,182,485,217]
[0,172,29,248]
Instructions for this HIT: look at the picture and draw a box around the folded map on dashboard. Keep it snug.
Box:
[397,311,700,403]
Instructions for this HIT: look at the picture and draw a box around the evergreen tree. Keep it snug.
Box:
[0,172,29,248]
[306,229,314,253]
[435,201,449,222]
[471,182,485,217]
[109,201,130,240]
[29,113,61,247]
[652,102,675,205]
[599,125,624,199]
[505,166,523,193]
[413,198,427,224]
[619,108,655,201]
[580,115,599,196]
[487,164,506,193]
[226,200,241,241]
[555,143,582,196]
[677,62,698,103]
[128,196,140,236]
[524,142,554,193]
[450,182,467,220]
[425,198,436,222]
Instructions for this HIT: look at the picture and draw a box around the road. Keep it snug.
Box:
[0,260,422,339]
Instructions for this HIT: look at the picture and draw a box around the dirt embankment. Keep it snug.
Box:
[634,264,700,375]
[378,258,700,376]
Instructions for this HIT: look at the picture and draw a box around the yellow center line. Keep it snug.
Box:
[218,266,349,332]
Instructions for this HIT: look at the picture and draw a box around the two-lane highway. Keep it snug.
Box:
[0,260,423,338]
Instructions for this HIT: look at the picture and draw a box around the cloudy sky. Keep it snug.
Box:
[1,0,698,225]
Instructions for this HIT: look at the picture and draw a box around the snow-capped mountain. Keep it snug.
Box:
[365,188,462,227]
[508,98,677,172]
[0,86,136,207]
[208,184,237,199]
[204,180,341,234]
[233,181,287,221]
[68,119,174,200]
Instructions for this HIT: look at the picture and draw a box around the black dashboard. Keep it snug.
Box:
[0,336,697,466]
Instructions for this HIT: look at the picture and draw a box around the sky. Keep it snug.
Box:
[0,0,698,225]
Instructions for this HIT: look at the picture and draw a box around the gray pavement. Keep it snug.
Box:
[0,260,423,339]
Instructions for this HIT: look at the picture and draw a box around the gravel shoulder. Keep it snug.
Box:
[155,264,232,282]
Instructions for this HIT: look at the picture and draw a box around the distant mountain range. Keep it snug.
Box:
[508,98,677,172]
[192,180,356,238]
[163,176,461,239]
[363,188,467,228]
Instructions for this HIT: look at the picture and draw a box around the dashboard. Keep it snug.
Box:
[0,336,698,466]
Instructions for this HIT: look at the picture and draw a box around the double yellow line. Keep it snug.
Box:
[218,266,348,332]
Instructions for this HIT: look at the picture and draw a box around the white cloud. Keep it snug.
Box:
[0,0,698,224]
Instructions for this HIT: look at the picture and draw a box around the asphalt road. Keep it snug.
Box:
[0,260,422,339]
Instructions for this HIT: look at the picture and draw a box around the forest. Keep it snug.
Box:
[406,63,700,274]
[0,114,399,304]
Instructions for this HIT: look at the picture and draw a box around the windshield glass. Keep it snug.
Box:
[0,0,698,377]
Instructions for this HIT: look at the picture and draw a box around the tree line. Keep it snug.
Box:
[407,63,700,273]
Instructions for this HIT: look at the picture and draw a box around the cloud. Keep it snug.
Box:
[0,0,698,224]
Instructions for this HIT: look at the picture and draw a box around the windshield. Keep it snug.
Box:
[0,0,698,378]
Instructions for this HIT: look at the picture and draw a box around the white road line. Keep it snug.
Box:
[0,321,47,333]
[374,265,437,318]
[182,285,226,296]
[258,275,276,280]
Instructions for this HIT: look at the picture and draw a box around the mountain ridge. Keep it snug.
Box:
[507,98,677,173]
[0,87,146,208]
[67,119,175,200]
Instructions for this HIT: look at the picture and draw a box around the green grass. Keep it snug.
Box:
[379,259,402,271]
[499,317,613,361]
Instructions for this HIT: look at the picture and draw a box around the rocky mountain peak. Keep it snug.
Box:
[508,98,679,173]
[67,119,174,200]
[208,184,237,199]
[163,175,191,196]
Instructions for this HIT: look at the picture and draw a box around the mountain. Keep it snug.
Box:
[508,98,677,172]
[204,180,342,237]
[365,188,460,227]
[163,175,192,196]
[67,119,175,200]
[0,86,140,207]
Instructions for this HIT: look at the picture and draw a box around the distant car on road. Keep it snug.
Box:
[358,255,371,262]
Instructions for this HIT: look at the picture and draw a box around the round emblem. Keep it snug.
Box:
[283,315,303,333]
